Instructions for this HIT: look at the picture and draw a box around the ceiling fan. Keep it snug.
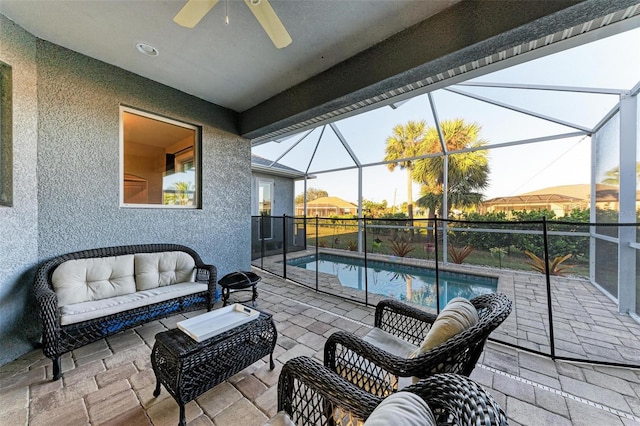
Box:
[173,0,292,49]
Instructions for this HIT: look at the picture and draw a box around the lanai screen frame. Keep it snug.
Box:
[252,17,640,317]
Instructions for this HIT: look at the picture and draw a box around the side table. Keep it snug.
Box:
[151,309,277,426]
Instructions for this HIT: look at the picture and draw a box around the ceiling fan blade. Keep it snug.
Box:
[244,0,292,49]
[174,0,220,28]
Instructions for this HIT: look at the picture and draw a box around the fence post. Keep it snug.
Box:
[303,216,307,250]
[315,216,319,292]
[434,215,441,313]
[260,215,265,270]
[363,218,369,307]
[542,216,556,359]
[282,215,287,280]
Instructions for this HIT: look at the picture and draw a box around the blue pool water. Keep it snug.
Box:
[286,254,497,308]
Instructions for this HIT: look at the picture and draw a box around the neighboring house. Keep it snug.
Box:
[479,184,640,217]
[251,154,306,218]
[296,196,358,217]
[251,155,306,258]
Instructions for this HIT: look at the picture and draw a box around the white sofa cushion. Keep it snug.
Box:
[60,282,207,325]
[135,251,196,290]
[52,255,136,306]
[364,392,435,426]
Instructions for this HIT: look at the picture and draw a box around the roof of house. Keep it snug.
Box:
[483,183,640,205]
[251,154,306,179]
[300,196,357,209]
[482,193,584,206]
[521,184,595,200]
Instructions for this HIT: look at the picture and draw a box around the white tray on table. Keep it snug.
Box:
[177,304,260,342]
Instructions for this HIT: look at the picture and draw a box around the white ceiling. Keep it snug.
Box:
[0,0,460,112]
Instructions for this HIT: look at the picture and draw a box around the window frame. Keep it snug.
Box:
[119,106,201,209]
[0,61,12,207]
[257,178,274,239]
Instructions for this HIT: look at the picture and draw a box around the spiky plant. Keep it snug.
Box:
[524,251,573,276]
[389,238,415,257]
[448,244,473,264]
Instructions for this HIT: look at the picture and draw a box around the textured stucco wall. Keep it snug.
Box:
[36,39,249,272]
[0,17,252,365]
[0,15,40,363]
[250,172,295,217]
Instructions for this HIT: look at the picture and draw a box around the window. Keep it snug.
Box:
[120,107,200,208]
[258,179,273,239]
[0,61,12,207]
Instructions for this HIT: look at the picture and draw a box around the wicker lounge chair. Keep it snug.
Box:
[274,355,508,425]
[324,293,512,396]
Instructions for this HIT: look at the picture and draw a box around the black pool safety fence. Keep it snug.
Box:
[251,215,639,369]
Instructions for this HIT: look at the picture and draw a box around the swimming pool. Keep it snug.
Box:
[286,253,497,308]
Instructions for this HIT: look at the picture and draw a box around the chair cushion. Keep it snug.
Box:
[355,328,416,390]
[52,255,136,306]
[135,251,196,290]
[364,392,436,426]
[59,282,207,325]
[363,328,418,358]
[413,297,478,356]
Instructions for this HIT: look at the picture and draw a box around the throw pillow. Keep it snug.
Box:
[413,297,479,356]
[364,392,436,426]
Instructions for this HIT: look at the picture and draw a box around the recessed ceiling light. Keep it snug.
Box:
[136,43,159,57]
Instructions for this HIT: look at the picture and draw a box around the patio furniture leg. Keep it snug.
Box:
[179,404,186,426]
[52,356,61,381]
[222,287,230,307]
[153,380,161,397]
[252,284,258,307]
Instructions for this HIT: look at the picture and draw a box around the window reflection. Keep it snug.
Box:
[121,109,199,207]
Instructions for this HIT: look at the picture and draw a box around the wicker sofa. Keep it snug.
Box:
[33,244,217,380]
[273,356,508,425]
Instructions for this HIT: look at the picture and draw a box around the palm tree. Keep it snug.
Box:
[164,181,194,205]
[601,162,640,185]
[384,120,428,237]
[413,119,490,218]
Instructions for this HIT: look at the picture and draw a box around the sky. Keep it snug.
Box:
[252,26,640,206]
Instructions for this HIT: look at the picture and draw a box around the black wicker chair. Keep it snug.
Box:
[324,293,512,396]
[33,244,217,380]
[276,356,508,425]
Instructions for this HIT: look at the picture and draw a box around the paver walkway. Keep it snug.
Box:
[1,271,639,425]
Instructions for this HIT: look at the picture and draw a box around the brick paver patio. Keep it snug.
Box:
[257,249,640,366]
[1,270,639,425]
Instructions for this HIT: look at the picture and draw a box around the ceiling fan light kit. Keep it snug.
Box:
[174,0,292,49]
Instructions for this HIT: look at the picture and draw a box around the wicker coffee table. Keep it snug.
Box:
[151,309,277,426]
